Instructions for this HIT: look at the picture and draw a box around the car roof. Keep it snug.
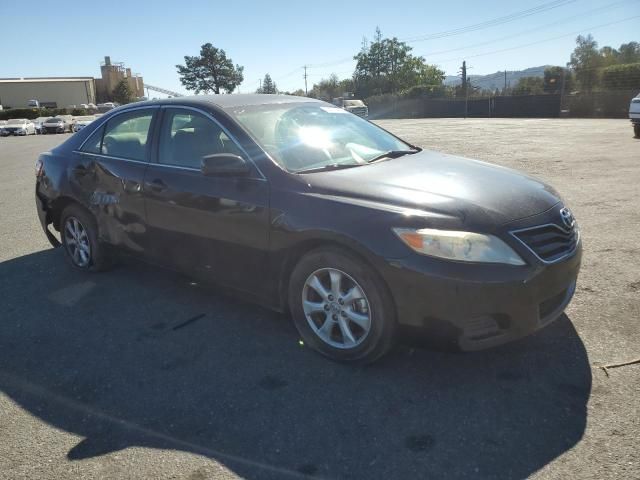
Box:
[120,94,324,111]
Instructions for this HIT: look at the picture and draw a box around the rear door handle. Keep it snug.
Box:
[149,179,168,192]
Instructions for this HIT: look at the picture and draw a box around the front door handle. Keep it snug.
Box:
[149,179,168,193]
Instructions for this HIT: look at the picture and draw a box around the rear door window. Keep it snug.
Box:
[101,110,154,162]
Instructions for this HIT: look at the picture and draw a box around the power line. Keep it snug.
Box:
[263,1,637,91]
[275,67,304,81]
[304,1,578,69]
[432,14,640,65]
[298,0,583,75]
[401,0,578,43]
[417,0,633,59]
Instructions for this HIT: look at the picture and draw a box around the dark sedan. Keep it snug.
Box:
[34,95,581,363]
[42,117,70,134]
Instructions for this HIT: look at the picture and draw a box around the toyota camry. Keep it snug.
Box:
[34,95,581,363]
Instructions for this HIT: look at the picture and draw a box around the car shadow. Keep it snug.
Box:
[0,249,591,479]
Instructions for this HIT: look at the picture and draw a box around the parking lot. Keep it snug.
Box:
[0,119,638,480]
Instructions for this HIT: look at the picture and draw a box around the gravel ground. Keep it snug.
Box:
[0,119,638,480]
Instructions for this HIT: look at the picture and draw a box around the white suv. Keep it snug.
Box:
[630,94,640,138]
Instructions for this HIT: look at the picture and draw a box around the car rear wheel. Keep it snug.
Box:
[289,248,396,364]
[634,124,640,138]
[60,204,111,272]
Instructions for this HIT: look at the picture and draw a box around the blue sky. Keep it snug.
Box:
[1,0,638,96]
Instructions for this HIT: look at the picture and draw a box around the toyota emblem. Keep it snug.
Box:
[559,207,575,229]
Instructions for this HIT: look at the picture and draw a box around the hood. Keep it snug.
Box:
[300,150,561,229]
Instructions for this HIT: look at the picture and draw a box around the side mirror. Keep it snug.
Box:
[201,153,250,177]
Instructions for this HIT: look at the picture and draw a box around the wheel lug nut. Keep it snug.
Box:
[338,298,344,305]
[324,304,330,311]
[332,314,337,320]
[328,295,334,301]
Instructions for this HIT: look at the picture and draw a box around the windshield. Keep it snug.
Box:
[6,119,27,125]
[344,100,365,107]
[46,118,61,123]
[228,103,412,172]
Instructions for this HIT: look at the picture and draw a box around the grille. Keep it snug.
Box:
[349,107,368,117]
[512,223,578,263]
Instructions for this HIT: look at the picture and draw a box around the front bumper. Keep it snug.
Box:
[44,126,64,134]
[382,242,581,351]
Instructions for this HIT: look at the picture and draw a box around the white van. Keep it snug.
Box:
[630,94,640,138]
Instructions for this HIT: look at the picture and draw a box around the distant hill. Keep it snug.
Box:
[444,66,550,91]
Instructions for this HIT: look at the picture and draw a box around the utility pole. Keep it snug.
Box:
[259,78,262,93]
[559,68,566,117]
[461,61,468,119]
[303,66,308,96]
[504,70,507,93]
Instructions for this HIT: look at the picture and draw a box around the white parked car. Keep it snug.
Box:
[0,118,36,136]
[32,117,49,134]
[72,115,95,133]
[630,94,640,138]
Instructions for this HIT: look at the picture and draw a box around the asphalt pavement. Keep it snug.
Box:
[0,120,638,479]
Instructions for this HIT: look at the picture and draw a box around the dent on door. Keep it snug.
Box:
[86,157,149,254]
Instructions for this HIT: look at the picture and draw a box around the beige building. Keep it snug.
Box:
[0,56,144,109]
[0,77,96,109]
[95,56,144,102]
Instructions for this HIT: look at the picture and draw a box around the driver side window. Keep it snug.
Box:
[158,108,243,169]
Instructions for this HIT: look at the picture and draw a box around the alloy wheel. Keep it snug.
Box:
[64,216,91,267]
[302,268,372,349]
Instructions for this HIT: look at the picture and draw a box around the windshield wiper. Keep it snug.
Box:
[366,149,420,164]
[295,163,364,174]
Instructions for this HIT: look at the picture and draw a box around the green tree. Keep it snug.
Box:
[176,43,244,94]
[543,66,574,94]
[353,28,445,98]
[308,74,341,100]
[568,34,603,92]
[257,73,277,94]
[112,79,134,104]
[599,46,620,67]
[618,42,640,64]
[512,76,544,95]
[601,63,640,90]
[283,89,306,96]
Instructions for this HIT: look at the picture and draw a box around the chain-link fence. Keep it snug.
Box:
[368,89,638,119]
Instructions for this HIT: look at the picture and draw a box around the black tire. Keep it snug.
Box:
[634,124,640,138]
[289,247,396,364]
[60,204,111,272]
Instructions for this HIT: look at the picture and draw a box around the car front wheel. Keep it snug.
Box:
[60,204,111,271]
[289,248,396,364]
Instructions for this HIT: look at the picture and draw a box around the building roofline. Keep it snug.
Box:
[0,77,95,83]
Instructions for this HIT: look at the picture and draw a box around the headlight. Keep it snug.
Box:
[18,128,26,133]
[393,227,525,265]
